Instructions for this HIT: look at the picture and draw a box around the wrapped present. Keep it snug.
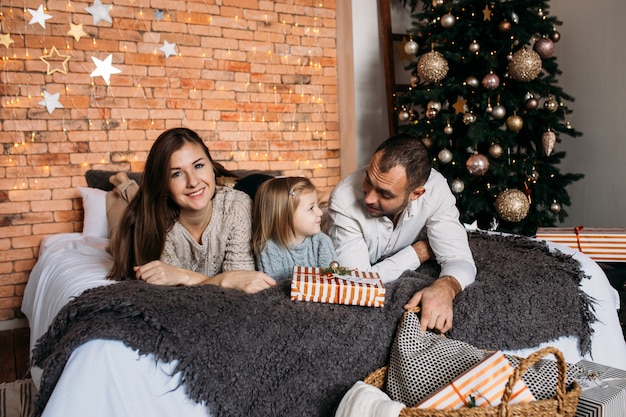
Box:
[290,266,385,308]
[418,351,535,409]
[535,227,626,262]
[574,360,626,417]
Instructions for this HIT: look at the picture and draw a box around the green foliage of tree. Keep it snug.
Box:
[396,0,583,236]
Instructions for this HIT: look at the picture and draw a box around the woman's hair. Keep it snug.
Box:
[108,127,216,280]
[374,133,432,190]
[252,176,316,255]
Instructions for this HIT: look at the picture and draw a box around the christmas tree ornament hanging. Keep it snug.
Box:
[544,96,559,112]
[469,41,480,54]
[450,178,465,194]
[491,104,506,119]
[417,51,449,83]
[438,148,453,164]
[533,37,555,59]
[499,19,512,33]
[426,107,439,119]
[506,114,524,132]
[466,153,490,176]
[488,143,504,158]
[542,129,556,156]
[463,112,477,124]
[465,76,480,88]
[404,38,418,55]
[444,124,454,135]
[421,136,433,148]
[511,12,519,24]
[441,13,456,28]
[432,0,444,6]
[482,72,500,90]
[525,93,539,110]
[410,74,420,86]
[495,189,530,222]
[550,31,561,43]
[508,48,542,82]
[427,101,442,111]
[550,201,562,213]
[398,108,410,121]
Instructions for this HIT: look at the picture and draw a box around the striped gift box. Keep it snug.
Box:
[418,351,535,409]
[290,266,385,308]
[574,360,626,417]
[535,227,626,262]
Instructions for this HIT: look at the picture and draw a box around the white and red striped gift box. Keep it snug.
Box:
[290,266,385,308]
[535,227,626,263]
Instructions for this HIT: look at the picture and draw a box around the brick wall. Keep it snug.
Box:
[0,0,340,321]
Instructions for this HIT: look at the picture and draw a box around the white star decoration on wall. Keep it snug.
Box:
[68,23,89,42]
[160,40,177,58]
[155,10,165,21]
[39,91,64,114]
[90,54,121,84]
[27,5,53,29]
[85,0,112,25]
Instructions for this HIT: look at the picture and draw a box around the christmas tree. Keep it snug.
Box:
[396,0,583,236]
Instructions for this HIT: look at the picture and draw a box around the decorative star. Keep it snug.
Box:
[394,37,414,63]
[0,33,14,48]
[68,23,89,42]
[27,5,53,29]
[452,96,467,115]
[160,40,177,58]
[483,5,492,21]
[85,0,112,25]
[39,90,64,114]
[155,9,165,21]
[40,46,71,75]
[90,54,121,84]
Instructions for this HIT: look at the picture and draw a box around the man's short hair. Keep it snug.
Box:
[374,133,432,190]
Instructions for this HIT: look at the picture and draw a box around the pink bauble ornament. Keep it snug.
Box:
[482,73,500,90]
[466,153,489,176]
[533,38,555,58]
[550,31,561,43]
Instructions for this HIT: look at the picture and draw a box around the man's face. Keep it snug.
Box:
[362,153,414,221]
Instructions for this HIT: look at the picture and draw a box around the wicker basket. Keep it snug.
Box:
[364,346,581,417]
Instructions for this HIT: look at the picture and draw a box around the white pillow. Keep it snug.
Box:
[78,186,108,238]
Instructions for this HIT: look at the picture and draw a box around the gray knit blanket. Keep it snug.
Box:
[31,232,595,417]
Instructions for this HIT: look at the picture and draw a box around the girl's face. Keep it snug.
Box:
[167,142,216,215]
[291,190,323,244]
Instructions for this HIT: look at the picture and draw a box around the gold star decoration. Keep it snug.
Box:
[483,5,492,21]
[68,23,89,42]
[0,33,15,48]
[452,96,467,114]
[40,46,71,75]
[394,37,414,63]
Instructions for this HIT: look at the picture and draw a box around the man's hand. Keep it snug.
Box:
[404,275,461,334]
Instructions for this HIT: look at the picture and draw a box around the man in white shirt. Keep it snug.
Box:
[327,133,476,333]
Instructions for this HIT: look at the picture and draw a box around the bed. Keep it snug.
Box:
[20,182,626,417]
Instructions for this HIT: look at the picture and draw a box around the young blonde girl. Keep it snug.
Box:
[252,177,337,282]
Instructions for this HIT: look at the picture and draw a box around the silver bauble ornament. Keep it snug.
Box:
[450,179,465,194]
[441,13,456,28]
[533,38,555,58]
[469,41,480,54]
[398,110,410,121]
[427,101,442,111]
[438,148,453,164]
[508,48,542,82]
[544,97,559,112]
[550,201,562,213]
[491,105,506,120]
[444,124,454,135]
[417,51,449,83]
[488,143,503,158]
[506,115,524,132]
[495,189,530,222]
[542,130,556,156]
[404,39,418,55]
[466,153,490,176]
[466,76,480,88]
[482,72,500,90]
[511,12,519,24]
[462,112,477,124]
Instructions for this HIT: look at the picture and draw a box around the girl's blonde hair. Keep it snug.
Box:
[252,176,317,255]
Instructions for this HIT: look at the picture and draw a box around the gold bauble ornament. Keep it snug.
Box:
[488,143,503,158]
[417,51,449,83]
[495,189,530,222]
[544,97,559,112]
[506,114,524,132]
[508,48,542,82]
[542,130,556,156]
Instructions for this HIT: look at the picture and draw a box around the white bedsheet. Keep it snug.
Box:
[21,233,626,417]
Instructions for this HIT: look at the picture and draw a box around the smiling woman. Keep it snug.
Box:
[107,128,276,293]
